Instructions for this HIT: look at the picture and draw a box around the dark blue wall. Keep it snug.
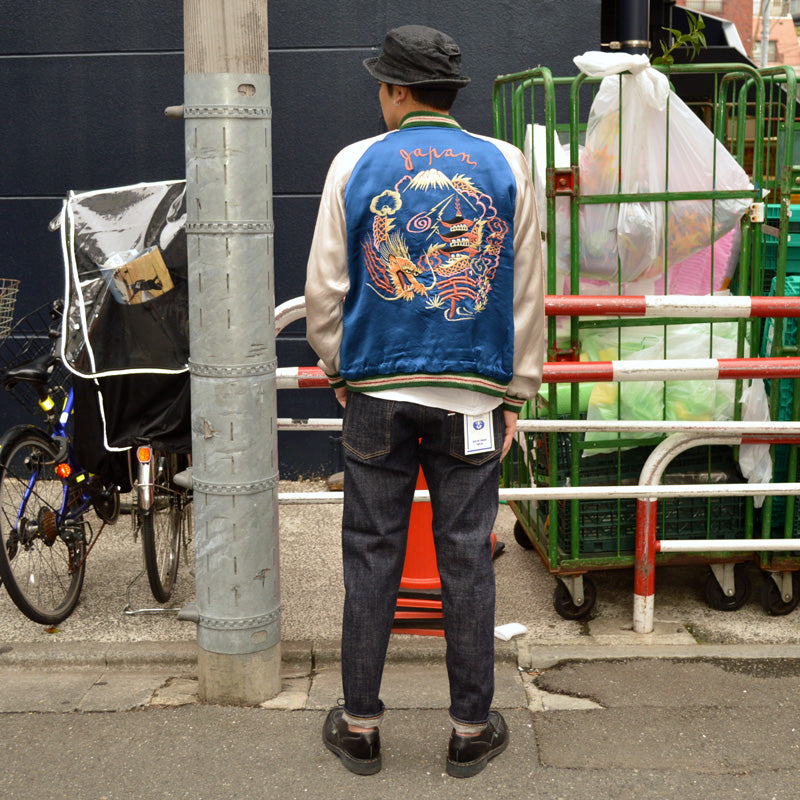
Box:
[0,0,600,478]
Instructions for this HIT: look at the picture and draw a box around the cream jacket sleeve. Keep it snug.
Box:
[486,137,546,406]
[304,138,378,386]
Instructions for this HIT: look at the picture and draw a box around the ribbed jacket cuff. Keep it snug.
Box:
[326,372,346,390]
[502,395,525,414]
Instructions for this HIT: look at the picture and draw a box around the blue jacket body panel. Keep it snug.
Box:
[340,121,518,396]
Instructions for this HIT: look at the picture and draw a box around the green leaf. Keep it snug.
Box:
[652,11,707,65]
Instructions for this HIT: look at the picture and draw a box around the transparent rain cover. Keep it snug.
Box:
[60,180,189,377]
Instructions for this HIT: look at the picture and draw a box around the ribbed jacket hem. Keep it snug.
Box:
[344,372,508,397]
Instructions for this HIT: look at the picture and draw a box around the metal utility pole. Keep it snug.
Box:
[616,0,651,54]
[183,0,280,704]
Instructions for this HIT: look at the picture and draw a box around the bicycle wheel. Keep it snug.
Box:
[0,428,85,624]
[141,451,186,603]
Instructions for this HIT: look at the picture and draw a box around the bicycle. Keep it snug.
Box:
[0,300,120,624]
[0,301,193,623]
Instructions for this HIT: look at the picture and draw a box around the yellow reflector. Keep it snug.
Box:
[39,396,55,412]
[137,446,152,463]
[55,463,71,479]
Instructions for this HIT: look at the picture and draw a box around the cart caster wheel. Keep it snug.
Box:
[513,520,535,550]
[704,564,750,611]
[760,572,800,616]
[553,577,597,620]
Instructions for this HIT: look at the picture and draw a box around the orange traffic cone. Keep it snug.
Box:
[393,468,444,636]
[392,469,502,637]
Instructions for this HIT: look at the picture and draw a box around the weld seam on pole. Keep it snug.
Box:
[198,607,281,631]
[189,358,277,377]
[186,220,275,234]
[193,475,279,496]
[183,105,272,119]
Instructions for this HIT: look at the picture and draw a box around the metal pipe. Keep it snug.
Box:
[616,0,650,54]
[275,417,800,436]
[658,539,800,552]
[546,294,800,318]
[277,482,800,505]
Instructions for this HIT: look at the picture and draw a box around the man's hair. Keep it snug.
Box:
[385,83,458,112]
[409,86,458,111]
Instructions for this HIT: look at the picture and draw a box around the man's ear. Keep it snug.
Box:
[392,85,411,104]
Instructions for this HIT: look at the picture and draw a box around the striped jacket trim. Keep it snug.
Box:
[345,372,507,396]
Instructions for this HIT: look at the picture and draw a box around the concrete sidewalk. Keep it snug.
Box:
[2,482,800,798]
[3,642,800,799]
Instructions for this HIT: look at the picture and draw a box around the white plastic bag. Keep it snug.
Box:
[738,379,773,507]
[573,51,752,283]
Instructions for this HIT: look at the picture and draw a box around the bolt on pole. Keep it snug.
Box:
[183,0,280,704]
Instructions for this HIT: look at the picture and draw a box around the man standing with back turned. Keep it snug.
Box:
[305,24,544,778]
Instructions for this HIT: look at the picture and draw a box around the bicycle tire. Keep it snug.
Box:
[141,451,186,603]
[0,427,85,625]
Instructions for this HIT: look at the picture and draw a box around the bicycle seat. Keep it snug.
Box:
[2,352,54,389]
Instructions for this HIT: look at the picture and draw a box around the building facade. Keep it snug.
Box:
[1,1,601,478]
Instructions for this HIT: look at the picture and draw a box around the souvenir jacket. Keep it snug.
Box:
[305,111,544,412]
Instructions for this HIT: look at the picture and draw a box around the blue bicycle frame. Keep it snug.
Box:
[16,386,94,542]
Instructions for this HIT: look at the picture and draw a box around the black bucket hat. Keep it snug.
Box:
[363,25,471,89]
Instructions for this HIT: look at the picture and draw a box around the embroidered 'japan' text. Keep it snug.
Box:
[400,147,477,171]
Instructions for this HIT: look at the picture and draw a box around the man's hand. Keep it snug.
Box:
[501,410,518,459]
[335,385,348,408]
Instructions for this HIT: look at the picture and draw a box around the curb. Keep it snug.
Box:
[0,640,199,669]
[0,636,521,671]
[5,637,799,672]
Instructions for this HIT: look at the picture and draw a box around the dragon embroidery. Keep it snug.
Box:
[361,169,508,320]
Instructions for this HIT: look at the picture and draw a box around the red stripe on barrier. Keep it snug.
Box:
[545,296,647,316]
[634,499,659,598]
[296,367,329,388]
[542,361,614,383]
[742,436,800,445]
[717,357,800,380]
[749,296,800,317]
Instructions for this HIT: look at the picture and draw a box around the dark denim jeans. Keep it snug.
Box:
[340,392,503,728]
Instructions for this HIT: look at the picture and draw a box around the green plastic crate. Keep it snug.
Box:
[532,435,746,556]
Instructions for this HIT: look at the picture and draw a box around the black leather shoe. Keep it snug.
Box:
[446,710,509,778]
[322,708,381,775]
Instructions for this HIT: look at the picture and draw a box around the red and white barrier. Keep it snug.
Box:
[276,357,800,390]
[545,294,800,318]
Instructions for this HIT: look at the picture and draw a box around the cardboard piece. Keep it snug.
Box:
[102,247,173,304]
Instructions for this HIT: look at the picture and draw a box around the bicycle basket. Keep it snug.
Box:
[0,301,71,416]
[0,278,20,339]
